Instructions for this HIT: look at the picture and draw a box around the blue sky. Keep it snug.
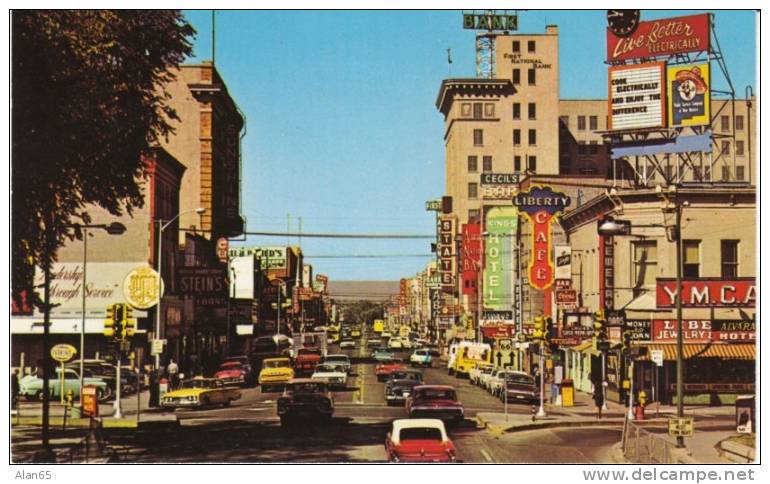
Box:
[181,9,757,281]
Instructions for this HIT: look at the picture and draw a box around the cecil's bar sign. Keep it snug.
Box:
[656,278,756,308]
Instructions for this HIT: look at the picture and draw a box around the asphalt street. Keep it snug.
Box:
[91,336,621,463]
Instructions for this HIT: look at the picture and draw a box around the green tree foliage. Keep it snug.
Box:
[12,11,195,309]
[342,301,384,326]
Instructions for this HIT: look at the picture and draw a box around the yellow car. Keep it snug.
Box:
[351,329,362,339]
[259,357,295,392]
[160,377,241,410]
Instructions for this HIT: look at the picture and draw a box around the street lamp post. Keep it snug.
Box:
[73,222,126,406]
[155,208,205,372]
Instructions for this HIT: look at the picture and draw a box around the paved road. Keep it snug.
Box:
[24,336,621,462]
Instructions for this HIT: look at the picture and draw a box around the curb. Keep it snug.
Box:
[475,414,624,434]
[718,439,755,463]
[610,442,629,463]
[12,416,178,430]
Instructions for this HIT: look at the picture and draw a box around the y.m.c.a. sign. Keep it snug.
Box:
[656,278,756,308]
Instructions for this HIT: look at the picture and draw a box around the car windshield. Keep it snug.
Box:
[288,382,327,394]
[416,389,456,400]
[263,360,290,369]
[506,374,535,385]
[399,427,443,442]
[325,356,348,364]
[390,371,421,381]
[219,362,242,369]
[182,379,215,389]
[298,349,322,356]
[315,364,344,373]
[225,357,248,364]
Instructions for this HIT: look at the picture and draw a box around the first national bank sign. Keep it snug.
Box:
[463,13,518,31]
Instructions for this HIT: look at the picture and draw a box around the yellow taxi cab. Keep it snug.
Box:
[258,357,295,392]
[160,377,241,410]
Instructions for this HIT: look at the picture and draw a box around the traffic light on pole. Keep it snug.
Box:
[123,305,137,339]
[533,316,545,341]
[593,311,607,341]
[104,304,117,339]
[543,316,553,342]
[113,304,125,342]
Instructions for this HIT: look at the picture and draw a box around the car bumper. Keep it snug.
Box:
[505,392,537,403]
[161,399,200,408]
[409,408,464,421]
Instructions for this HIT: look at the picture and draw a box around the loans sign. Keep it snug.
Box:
[483,207,517,310]
[606,13,710,62]
[608,62,666,130]
[512,186,571,291]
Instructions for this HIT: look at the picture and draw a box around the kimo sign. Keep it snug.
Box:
[512,186,571,291]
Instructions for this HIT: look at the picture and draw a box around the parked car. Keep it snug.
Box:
[371,348,395,362]
[277,378,334,426]
[311,363,348,389]
[385,419,457,463]
[322,354,352,374]
[221,355,256,385]
[20,368,111,402]
[294,348,324,376]
[339,340,356,349]
[469,362,494,386]
[406,385,464,423]
[501,372,538,404]
[375,360,407,382]
[258,357,295,392]
[160,377,241,410]
[65,359,135,396]
[488,369,518,397]
[478,366,498,391]
[409,348,433,367]
[214,361,249,387]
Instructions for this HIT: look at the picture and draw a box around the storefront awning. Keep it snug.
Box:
[571,340,601,356]
[637,343,755,361]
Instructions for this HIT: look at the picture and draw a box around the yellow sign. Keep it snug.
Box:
[50,343,77,362]
[667,63,710,127]
[123,266,164,309]
[668,417,694,437]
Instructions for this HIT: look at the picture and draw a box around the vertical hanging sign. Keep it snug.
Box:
[513,186,572,291]
[483,207,517,310]
[439,216,455,294]
[461,223,481,296]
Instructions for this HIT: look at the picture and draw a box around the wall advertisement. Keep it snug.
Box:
[667,63,710,127]
[606,13,710,63]
[227,246,287,269]
[483,206,517,310]
[608,62,666,130]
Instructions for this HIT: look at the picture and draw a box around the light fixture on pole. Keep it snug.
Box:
[155,208,205,372]
[73,222,126,407]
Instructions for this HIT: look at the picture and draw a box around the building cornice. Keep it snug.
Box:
[435,78,515,116]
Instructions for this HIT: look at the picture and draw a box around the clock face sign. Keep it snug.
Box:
[607,10,640,37]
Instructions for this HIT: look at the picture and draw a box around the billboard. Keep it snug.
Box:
[228,246,287,270]
[483,206,517,310]
[608,62,666,130]
[606,13,710,63]
[667,63,710,127]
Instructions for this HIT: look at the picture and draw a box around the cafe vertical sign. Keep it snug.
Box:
[483,207,517,310]
[513,186,571,291]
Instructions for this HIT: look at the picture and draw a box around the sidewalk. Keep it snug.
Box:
[474,387,745,464]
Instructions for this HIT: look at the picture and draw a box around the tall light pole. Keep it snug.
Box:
[155,208,205,371]
[274,279,286,337]
[72,222,126,405]
[476,232,488,343]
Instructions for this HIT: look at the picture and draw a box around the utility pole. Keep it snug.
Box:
[674,197,685,448]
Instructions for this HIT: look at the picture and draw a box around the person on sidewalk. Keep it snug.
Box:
[11,369,20,410]
[167,358,179,390]
[592,380,604,419]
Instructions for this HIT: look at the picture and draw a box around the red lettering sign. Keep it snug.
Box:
[461,223,481,296]
[480,325,515,339]
[652,319,756,343]
[606,14,710,62]
[656,278,756,308]
[528,210,554,290]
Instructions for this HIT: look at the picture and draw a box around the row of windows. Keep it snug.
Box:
[721,115,747,132]
[512,102,537,120]
[466,155,493,173]
[511,68,537,86]
[633,240,740,283]
[461,102,496,119]
[560,115,600,131]
[511,40,537,53]
[721,140,748,156]
[473,128,538,147]
[661,165,747,182]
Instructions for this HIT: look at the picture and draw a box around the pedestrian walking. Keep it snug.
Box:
[11,369,20,409]
[592,380,604,419]
[167,358,180,389]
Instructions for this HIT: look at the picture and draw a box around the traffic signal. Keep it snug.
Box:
[533,316,545,341]
[593,311,607,341]
[543,316,553,342]
[123,307,137,339]
[104,304,117,339]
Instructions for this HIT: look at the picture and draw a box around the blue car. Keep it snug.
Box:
[371,349,395,362]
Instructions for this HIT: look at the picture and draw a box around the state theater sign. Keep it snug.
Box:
[512,186,571,291]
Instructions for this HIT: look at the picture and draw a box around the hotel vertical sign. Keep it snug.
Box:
[513,186,571,291]
[483,207,517,310]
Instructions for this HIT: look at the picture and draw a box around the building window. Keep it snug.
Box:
[722,140,730,155]
[589,115,598,131]
[721,115,730,132]
[513,129,521,146]
[513,103,521,120]
[468,209,480,223]
[482,156,493,172]
[736,115,744,131]
[527,155,537,172]
[722,165,731,181]
[528,40,536,53]
[484,103,495,117]
[473,129,483,146]
[736,140,745,156]
[632,241,657,287]
[559,116,569,128]
[473,103,483,119]
[683,240,700,278]
[467,155,478,173]
[512,69,520,84]
[527,68,536,85]
[578,116,586,131]
[528,129,537,146]
[468,182,478,199]
[528,103,536,120]
[721,240,739,278]
[461,103,471,117]
[736,165,745,181]
[512,40,520,52]
[514,155,522,172]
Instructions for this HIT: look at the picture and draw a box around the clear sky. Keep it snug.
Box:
[180,9,757,281]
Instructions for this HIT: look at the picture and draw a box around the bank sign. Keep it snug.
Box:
[463,13,518,31]
[512,186,571,291]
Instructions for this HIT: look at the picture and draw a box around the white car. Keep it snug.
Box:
[488,369,517,397]
[388,338,403,349]
[340,340,356,349]
[311,363,348,389]
[409,349,432,367]
[323,354,352,374]
[469,364,494,385]
[400,339,413,349]
[478,367,499,391]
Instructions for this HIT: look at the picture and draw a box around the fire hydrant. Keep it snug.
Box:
[634,390,647,420]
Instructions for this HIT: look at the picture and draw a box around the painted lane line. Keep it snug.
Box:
[479,448,494,463]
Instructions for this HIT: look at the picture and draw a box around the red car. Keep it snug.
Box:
[405,385,464,423]
[385,418,456,463]
[294,348,323,376]
[375,360,407,382]
[214,361,249,387]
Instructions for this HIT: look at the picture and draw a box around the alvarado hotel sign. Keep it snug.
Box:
[513,186,571,291]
